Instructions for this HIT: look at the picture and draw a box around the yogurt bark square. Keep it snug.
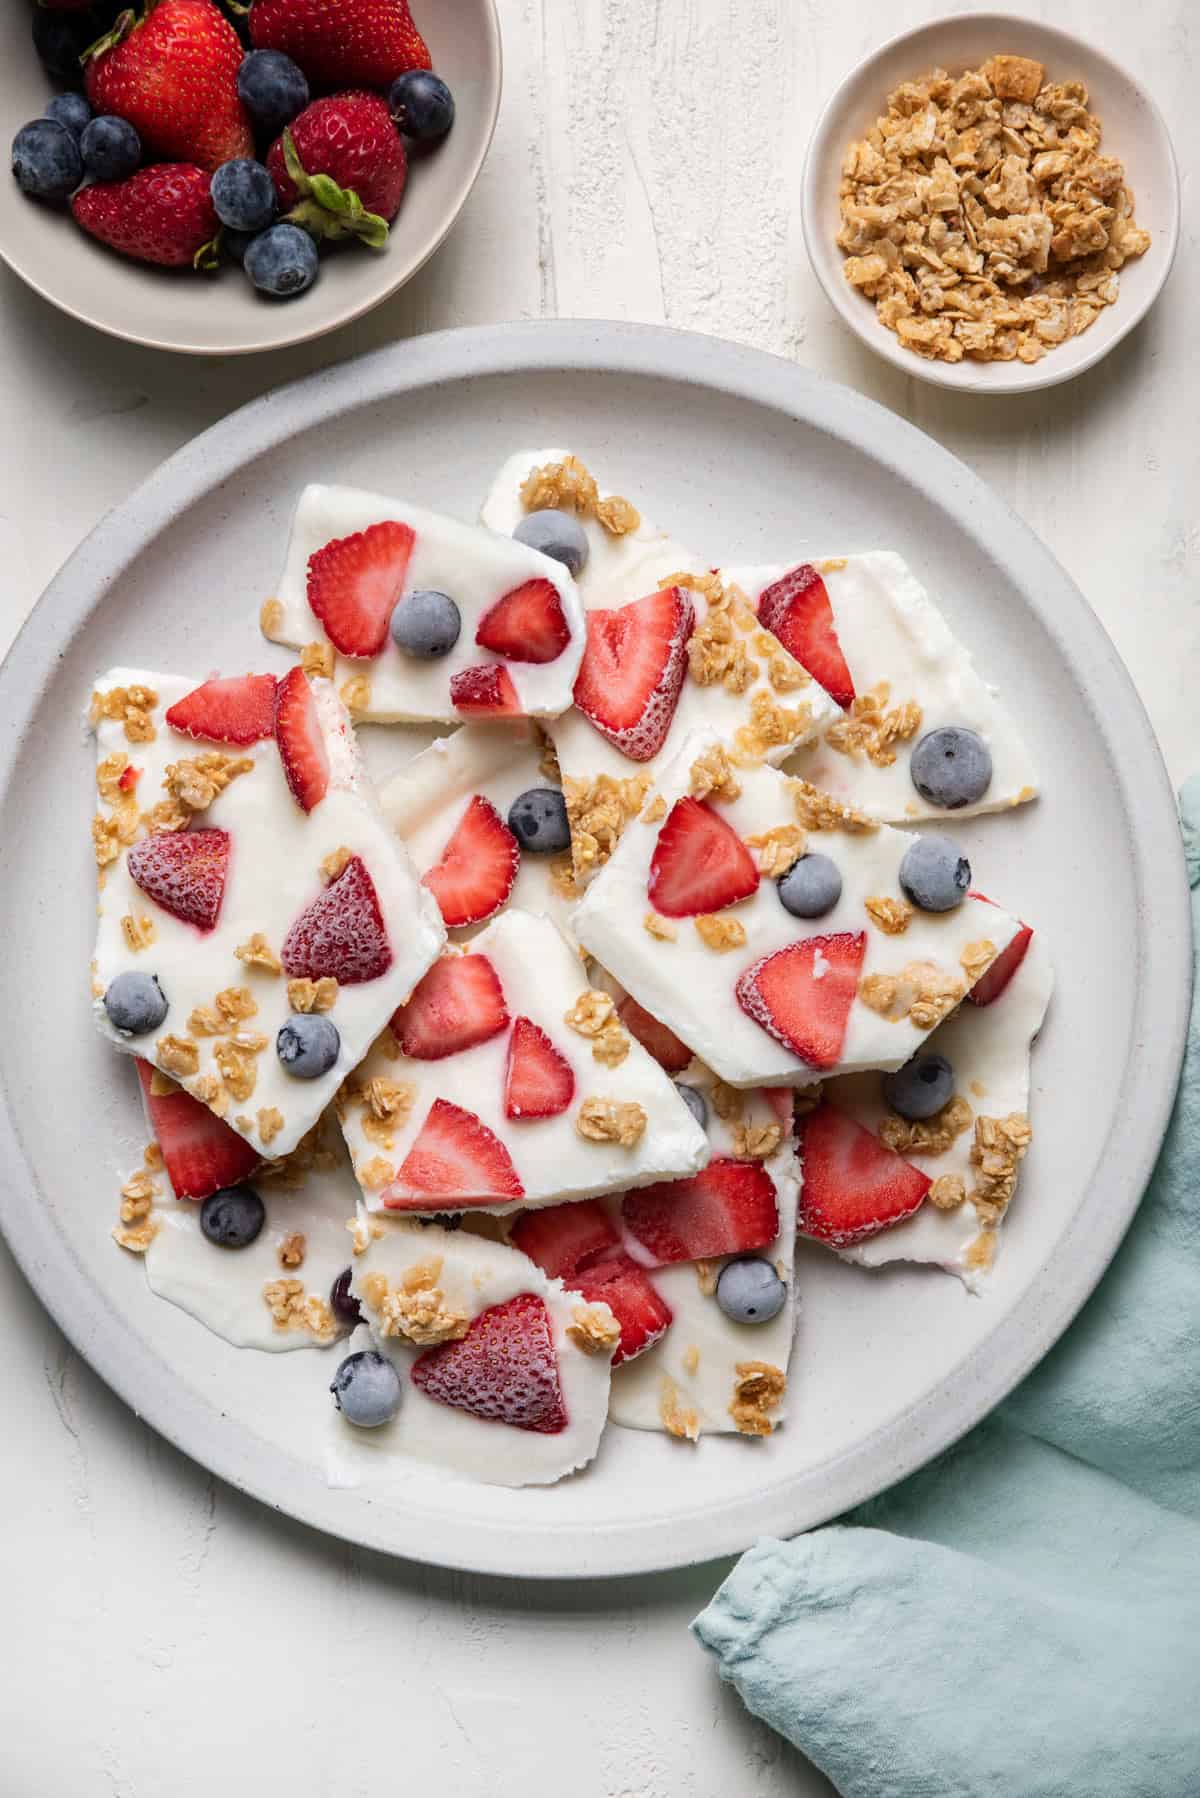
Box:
[573,728,1024,1087]
[728,553,1039,823]
[338,909,709,1215]
[261,484,586,723]
[90,667,444,1160]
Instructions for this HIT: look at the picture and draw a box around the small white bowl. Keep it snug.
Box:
[802,13,1180,394]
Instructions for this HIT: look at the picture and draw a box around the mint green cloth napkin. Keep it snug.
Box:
[693,778,1200,1798]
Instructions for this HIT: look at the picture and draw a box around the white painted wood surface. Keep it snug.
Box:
[0,2,1194,1790]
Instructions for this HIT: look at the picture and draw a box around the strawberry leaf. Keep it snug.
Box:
[280,128,390,250]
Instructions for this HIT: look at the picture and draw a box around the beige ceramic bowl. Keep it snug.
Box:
[0,0,500,355]
[802,13,1180,393]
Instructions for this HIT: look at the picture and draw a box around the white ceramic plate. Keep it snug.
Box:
[803,13,1181,394]
[0,321,1189,1578]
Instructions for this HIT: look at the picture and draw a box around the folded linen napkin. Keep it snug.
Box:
[693,778,1200,1798]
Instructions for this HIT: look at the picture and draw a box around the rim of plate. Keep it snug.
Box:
[0,320,1190,1577]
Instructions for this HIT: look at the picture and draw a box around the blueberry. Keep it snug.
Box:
[883,1052,955,1121]
[12,120,83,203]
[388,70,455,144]
[200,1185,265,1249]
[80,115,142,183]
[330,1350,402,1428]
[512,509,589,577]
[390,589,461,659]
[716,1256,787,1325]
[329,1266,362,1327]
[32,11,94,84]
[237,50,310,138]
[44,93,92,144]
[418,1213,464,1230]
[211,157,277,233]
[910,726,992,810]
[223,227,257,264]
[507,786,570,854]
[898,834,971,912]
[243,222,319,298]
[103,971,168,1036]
[276,1013,340,1078]
[777,852,842,919]
[675,1082,708,1131]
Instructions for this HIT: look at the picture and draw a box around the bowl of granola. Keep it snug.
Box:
[802,15,1179,392]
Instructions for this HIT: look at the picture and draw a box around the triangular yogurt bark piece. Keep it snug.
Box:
[261,484,586,723]
[727,553,1039,823]
[89,667,444,1160]
[337,909,708,1215]
[573,727,1024,1087]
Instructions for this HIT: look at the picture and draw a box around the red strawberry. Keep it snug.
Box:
[395,954,508,1060]
[84,0,253,172]
[273,666,330,812]
[508,1200,617,1280]
[71,164,220,269]
[422,796,519,929]
[166,674,277,745]
[735,932,865,1070]
[411,1293,567,1433]
[306,519,415,657]
[966,893,1034,1006]
[797,1104,931,1245]
[389,1098,524,1207]
[504,1018,575,1119]
[647,796,760,917]
[135,1059,259,1201]
[617,993,693,1074]
[268,92,407,245]
[281,855,392,984]
[127,828,229,931]
[117,764,141,793]
[450,664,521,717]
[249,0,431,89]
[509,1202,672,1365]
[757,565,855,710]
[475,579,571,665]
[620,1159,779,1266]
[573,586,694,763]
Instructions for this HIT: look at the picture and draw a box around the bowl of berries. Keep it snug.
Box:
[1,0,500,353]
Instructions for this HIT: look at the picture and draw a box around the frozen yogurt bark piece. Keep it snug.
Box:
[261,484,585,723]
[339,1213,616,1486]
[90,667,444,1160]
[378,720,575,938]
[727,553,1039,823]
[818,921,1051,1288]
[338,909,709,1214]
[573,728,1024,1087]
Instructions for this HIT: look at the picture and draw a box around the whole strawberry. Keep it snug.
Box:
[267,92,406,245]
[84,0,254,173]
[72,163,220,267]
[248,0,430,89]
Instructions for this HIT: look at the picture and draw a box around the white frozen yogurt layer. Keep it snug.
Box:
[264,484,585,722]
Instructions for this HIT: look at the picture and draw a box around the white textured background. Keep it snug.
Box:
[0,1,1195,1792]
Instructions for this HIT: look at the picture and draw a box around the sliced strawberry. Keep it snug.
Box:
[797,1103,931,1245]
[306,519,415,657]
[508,1199,617,1280]
[735,932,866,1070]
[620,1159,779,1266]
[757,564,855,709]
[572,585,694,762]
[165,674,277,745]
[387,1098,524,1207]
[281,855,392,984]
[135,1059,259,1201]
[509,1202,671,1365]
[617,993,693,1074]
[449,664,522,716]
[422,796,519,929]
[394,954,509,1060]
[411,1293,567,1432]
[570,1246,673,1364]
[762,1086,796,1125]
[127,828,229,932]
[966,892,1034,1006]
[117,764,141,793]
[647,796,760,917]
[504,1017,575,1119]
[475,578,571,665]
[273,665,330,812]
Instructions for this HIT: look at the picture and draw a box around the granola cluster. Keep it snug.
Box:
[659,1374,701,1442]
[567,1303,622,1356]
[360,1260,470,1347]
[859,960,965,1030]
[746,824,807,878]
[837,55,1151,365]
[519,454,640,536]
[970,1112,1033,1222]
[111,1156,162,1254]
[576,1097,647,1147]
[262,1279,337,1343]
[563,772,651,882]
[826,683,922,768]
[729,1361,786,1437]
[879,1092,974,1156]
[694,913,747,953]
[564,988,630,1067]
[90,683,158,744]
[790,779,876,834]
